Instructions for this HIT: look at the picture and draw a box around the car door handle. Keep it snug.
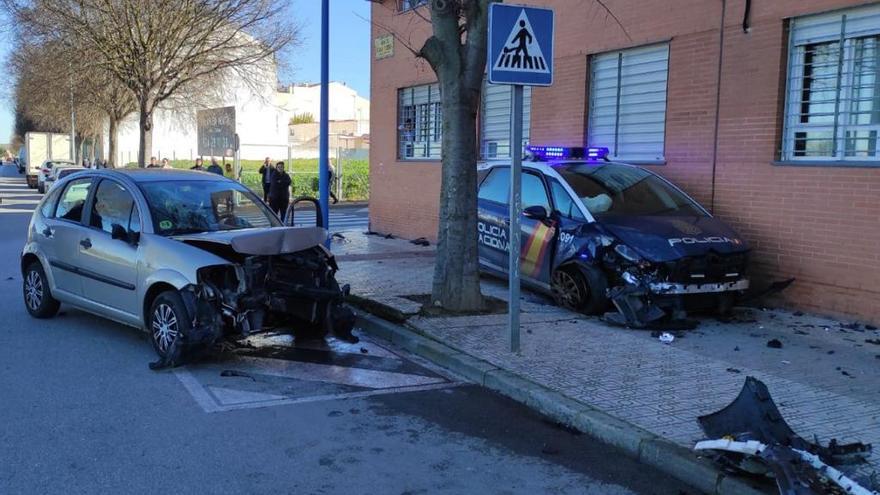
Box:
[80,238,92,249]
[42,227,53,238]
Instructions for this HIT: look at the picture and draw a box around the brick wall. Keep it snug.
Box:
[370,0,880,323]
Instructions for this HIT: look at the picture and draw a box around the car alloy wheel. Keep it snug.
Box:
[152,303,180,354]
[552,269,585,309]
[24,270,44,311]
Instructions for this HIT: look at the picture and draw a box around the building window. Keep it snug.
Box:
[480,80,531,160]
[399,0,428,12]
[588,43,669,163]
[398,83,441,160]
[783,5,880,162]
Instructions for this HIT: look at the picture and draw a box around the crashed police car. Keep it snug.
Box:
[477,146,750,327]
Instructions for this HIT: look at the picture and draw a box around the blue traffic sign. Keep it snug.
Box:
[488,3,554,86]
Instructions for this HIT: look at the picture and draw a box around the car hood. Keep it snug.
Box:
[172,227,328,256]
[597,215,749,262]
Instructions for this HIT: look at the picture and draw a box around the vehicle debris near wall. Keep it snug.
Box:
[695,377,875,495]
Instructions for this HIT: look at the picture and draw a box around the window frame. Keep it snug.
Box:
[476,166,552,212]
[480,80,532,160]
[397,0,428,13]
[397,83,443,161]
[86,178,143,236]
[54,177,95,225]
[587,43,670,165]
[780,9,880,166]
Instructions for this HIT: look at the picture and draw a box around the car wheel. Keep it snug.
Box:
[551,264,608,315]
[37,183,44,194]
[149,291,192,360]
[23,262,60,318]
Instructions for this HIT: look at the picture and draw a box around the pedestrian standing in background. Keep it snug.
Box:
[268,161,291,223]
[161,158,172,169]
[258,157,273,202]
[148,156,159,168]
[207,158,224,176]
[328,162,339,205]
[191,158,204,171]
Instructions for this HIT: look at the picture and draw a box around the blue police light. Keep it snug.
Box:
[525,146,586,160]
[586,147,609,160]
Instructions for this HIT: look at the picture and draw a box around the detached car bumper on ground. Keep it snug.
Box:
[477,146,751,327]
[21,168,355,368]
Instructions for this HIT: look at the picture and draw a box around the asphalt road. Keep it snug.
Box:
[0,175,695,495]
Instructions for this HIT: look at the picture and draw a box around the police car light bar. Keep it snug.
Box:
[525,145,609,161]
[526,146,585,160]
[586,147,610,160]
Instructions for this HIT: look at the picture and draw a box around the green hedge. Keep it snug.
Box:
[240,171,370,201]
[125,158,370,201]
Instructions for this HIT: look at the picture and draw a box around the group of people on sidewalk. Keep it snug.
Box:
[146,156,174,169]
[187,157,230,176]
[257,157,339,223]
[81,158,109,169]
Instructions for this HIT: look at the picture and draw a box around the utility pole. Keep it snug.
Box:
[68,58,76,163]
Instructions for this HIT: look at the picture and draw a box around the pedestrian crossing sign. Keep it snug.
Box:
[488,3,554,86]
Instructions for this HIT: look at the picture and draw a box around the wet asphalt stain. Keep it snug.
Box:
[367,386,698,495]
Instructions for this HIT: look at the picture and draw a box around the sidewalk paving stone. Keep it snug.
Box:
[333,233,880,489]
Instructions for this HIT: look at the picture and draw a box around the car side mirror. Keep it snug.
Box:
[523,205,549,221]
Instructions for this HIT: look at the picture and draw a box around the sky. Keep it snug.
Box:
[0,0,372,143]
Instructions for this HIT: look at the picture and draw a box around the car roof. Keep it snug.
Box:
[91,168,234,183]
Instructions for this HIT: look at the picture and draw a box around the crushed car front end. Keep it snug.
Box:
[548,157,751,327]
[158,227,357,364]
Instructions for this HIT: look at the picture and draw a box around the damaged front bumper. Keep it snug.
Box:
[606,269,749,328]
[648,278,749,295]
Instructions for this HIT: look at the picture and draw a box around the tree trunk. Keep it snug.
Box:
[108,117,118,168]
[137,98,153,168]
[430,76,483,312]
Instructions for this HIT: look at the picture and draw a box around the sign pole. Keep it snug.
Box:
[318,0,331,244]
[509,84,523,353]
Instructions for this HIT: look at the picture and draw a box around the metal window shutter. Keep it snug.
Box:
[791,4,880,46]
[481,82,531,159]
[589,43,669,162]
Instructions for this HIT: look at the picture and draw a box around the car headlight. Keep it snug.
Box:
[614,243,643,262]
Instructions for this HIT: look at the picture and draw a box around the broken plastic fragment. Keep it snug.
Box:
[658,332,675,344]
[698,377,872,466]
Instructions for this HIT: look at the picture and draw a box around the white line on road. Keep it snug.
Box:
[174,367,461,413]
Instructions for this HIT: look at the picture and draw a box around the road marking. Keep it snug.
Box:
[231,355,447,389]
[175,367,460,413]
[174,335,460,413]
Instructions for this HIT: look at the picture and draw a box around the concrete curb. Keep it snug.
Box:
[355,311,769,495]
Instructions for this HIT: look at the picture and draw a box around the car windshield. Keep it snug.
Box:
[139,180,281,235]
[556,163,706,217]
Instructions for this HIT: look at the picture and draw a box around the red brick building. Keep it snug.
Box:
[369,0,880,322]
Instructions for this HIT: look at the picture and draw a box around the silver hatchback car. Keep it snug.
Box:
[21,169,354,368]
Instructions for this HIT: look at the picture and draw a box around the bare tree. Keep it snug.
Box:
[10,39,108,161]
[8,0,296,166]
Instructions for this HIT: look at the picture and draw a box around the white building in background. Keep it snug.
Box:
[108,63,290,165]
[276,82,370,135]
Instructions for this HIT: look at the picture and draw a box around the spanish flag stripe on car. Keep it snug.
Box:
[520,222,555,279]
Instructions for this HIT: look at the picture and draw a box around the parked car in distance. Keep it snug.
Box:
[45,166,84,192]
[22,168,356,368]
[37,160,75,193]
[477,146,750,328]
